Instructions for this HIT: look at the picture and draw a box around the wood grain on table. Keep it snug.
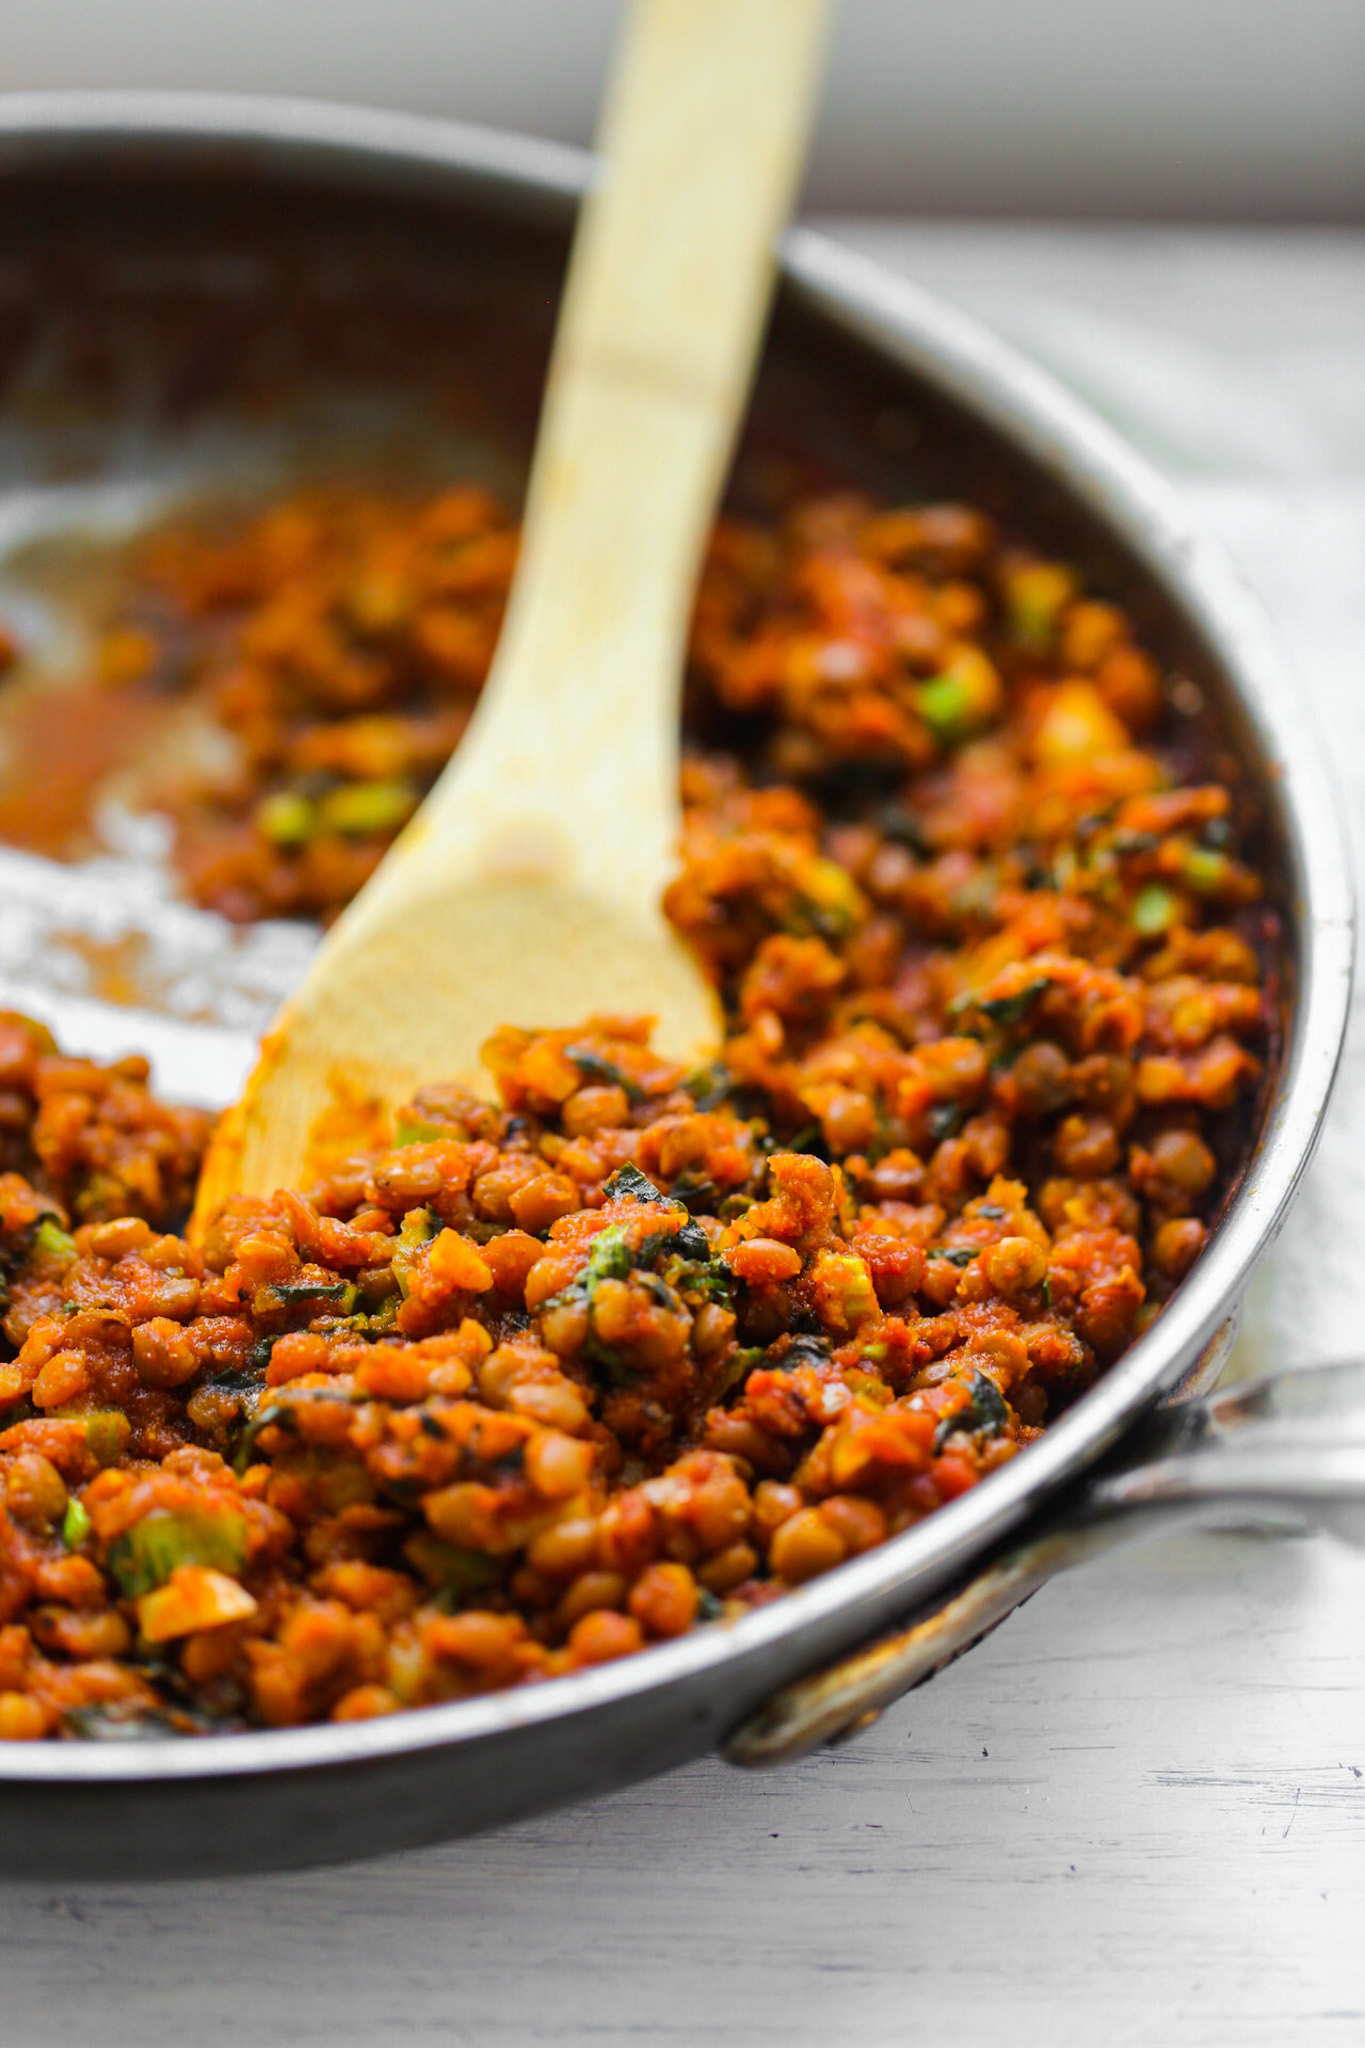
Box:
[5,224,1365,2048]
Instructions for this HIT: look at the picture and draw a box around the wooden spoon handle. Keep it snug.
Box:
[358,0,834,931]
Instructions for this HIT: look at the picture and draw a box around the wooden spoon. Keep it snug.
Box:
[192,0,833,1225]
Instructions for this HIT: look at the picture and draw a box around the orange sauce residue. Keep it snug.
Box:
[0,676,168,858]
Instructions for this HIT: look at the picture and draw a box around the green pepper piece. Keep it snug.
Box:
[1131,883,1179,935]
[317,780,417,838]
[403,1532,502,1604]
[1002,560,1076,653]
[255,790,316,847]
[914,674,971,742]
[393,1116,450,1147]
[108,1509,248,1598]
[80,1409,132,1469]
[391,1206,439,1298]
[32,1215,76,1267]
[787,855,863,942]
[1180,846,1231,895]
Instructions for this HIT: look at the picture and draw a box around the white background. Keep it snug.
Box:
[1,0,1363,218]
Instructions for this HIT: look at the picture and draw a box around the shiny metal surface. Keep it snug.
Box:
[730,1342,1365,1765]
[0,93,1352,1880]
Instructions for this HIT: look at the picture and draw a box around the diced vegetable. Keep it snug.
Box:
[32,1216,76,1267]
[913,647,1002,745]
[137,1565,258,1643]
[108,1509,249,1599]
[403,1532,502,1604]
[1001,559,1077,652]
[391,1207,439,1299]
[394,1115,450,1147]
[1181,845,1232,895]
[255,790,316,847]
[1131,883,1179,935]
[787,855,865,942]
[82,1411,132,1469]
[317,779,418,837]
[915,674,970,740]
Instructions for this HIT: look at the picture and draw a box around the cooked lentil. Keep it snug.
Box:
[0,485,1275,1736]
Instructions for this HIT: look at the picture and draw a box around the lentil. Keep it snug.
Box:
[0,482,1275,1737]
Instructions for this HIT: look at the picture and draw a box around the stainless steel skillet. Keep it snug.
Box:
[0,93,1352,1879]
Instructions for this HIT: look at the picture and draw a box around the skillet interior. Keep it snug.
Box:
[0,105,1345,1879]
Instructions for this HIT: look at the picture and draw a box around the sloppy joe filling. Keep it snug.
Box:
[0,486,1272,1737]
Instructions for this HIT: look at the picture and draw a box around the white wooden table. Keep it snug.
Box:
[5,224,1365,2048]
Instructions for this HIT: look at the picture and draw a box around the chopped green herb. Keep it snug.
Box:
[978,977,1051,1027]
[233,1386,358,1469]
[969,1370,1009,1431]
[543,1222,655,1386]
[669,1171,720,1213]
[273,1279,358,1311]
[684,1062,734,1112]
[62,1706,187,1741]
[709,1344,765,1404]
[1111,828,1159,856]
[203,1363,268,1398]
[581,1225,633,1289]
[233,1400,284,1473]
[933,1369,1011,1452]
[926,1102,965,1142]
[565,1046,644,1103]
[773,1333,833,1369]
[642,1217,711,1265]
[876,803,927,853]
[62,1497,91,1550]
[928,1246,976,1268]
[602,1163,663,1204]
[696,1589,725,1622]
[403,1532,502,1606]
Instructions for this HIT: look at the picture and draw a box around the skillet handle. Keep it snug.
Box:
[725,1348,1365,1767]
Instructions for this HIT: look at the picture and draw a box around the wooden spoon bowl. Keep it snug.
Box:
[194,0,831,1224]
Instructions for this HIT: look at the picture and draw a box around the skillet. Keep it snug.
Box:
[0,93,1352,1878]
